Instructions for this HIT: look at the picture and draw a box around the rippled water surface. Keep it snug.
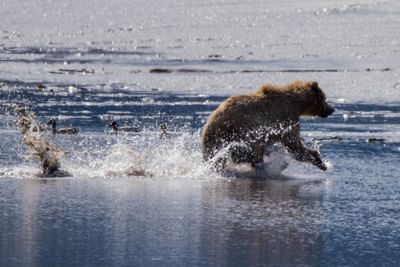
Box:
[1,0,400,266]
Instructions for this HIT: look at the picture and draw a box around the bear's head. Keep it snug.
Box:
[303,81,335,118]
[257,80,335,118]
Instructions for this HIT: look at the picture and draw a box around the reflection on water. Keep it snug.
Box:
[1,173,399,266]
[0,177,328,267]
[199,178,328,267]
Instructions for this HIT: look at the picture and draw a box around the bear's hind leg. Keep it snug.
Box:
[207,143,265,172]
[210,156,228,172]
[230,143,264,166]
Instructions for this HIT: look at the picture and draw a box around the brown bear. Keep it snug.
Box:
[201,80,334,171]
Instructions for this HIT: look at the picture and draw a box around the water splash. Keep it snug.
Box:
[49,130,209,179]
[102,144,150,177]
[7,110,322,180]
[16,108,71,177]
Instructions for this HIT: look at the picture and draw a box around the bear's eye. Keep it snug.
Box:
[314,94,324,103]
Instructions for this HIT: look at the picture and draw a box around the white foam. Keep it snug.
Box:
[101,144,148,177]
[324,160,334,171]
[2,129,305,180]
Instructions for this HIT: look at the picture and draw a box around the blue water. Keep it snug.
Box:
[0,82,399,266]
[1,0,400,264]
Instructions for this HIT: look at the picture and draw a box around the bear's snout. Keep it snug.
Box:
[322,104,335,118]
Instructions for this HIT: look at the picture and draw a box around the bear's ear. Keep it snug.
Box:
[310,81,319,93]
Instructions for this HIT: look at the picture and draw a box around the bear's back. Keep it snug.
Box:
[214,93,297,124]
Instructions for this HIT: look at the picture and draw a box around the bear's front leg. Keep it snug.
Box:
[285,139,327,171]
[282,124,327,171]
[308,149,327,171]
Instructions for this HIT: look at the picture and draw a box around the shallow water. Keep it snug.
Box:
[1,88,399,266]
[1,0,400,266]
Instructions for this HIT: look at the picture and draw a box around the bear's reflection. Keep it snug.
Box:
[2,176,330,266]
[199,177,329,266]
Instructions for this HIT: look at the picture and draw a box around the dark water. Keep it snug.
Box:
[1,85,399,267]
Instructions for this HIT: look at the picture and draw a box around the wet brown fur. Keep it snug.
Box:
[201,80,334,171]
